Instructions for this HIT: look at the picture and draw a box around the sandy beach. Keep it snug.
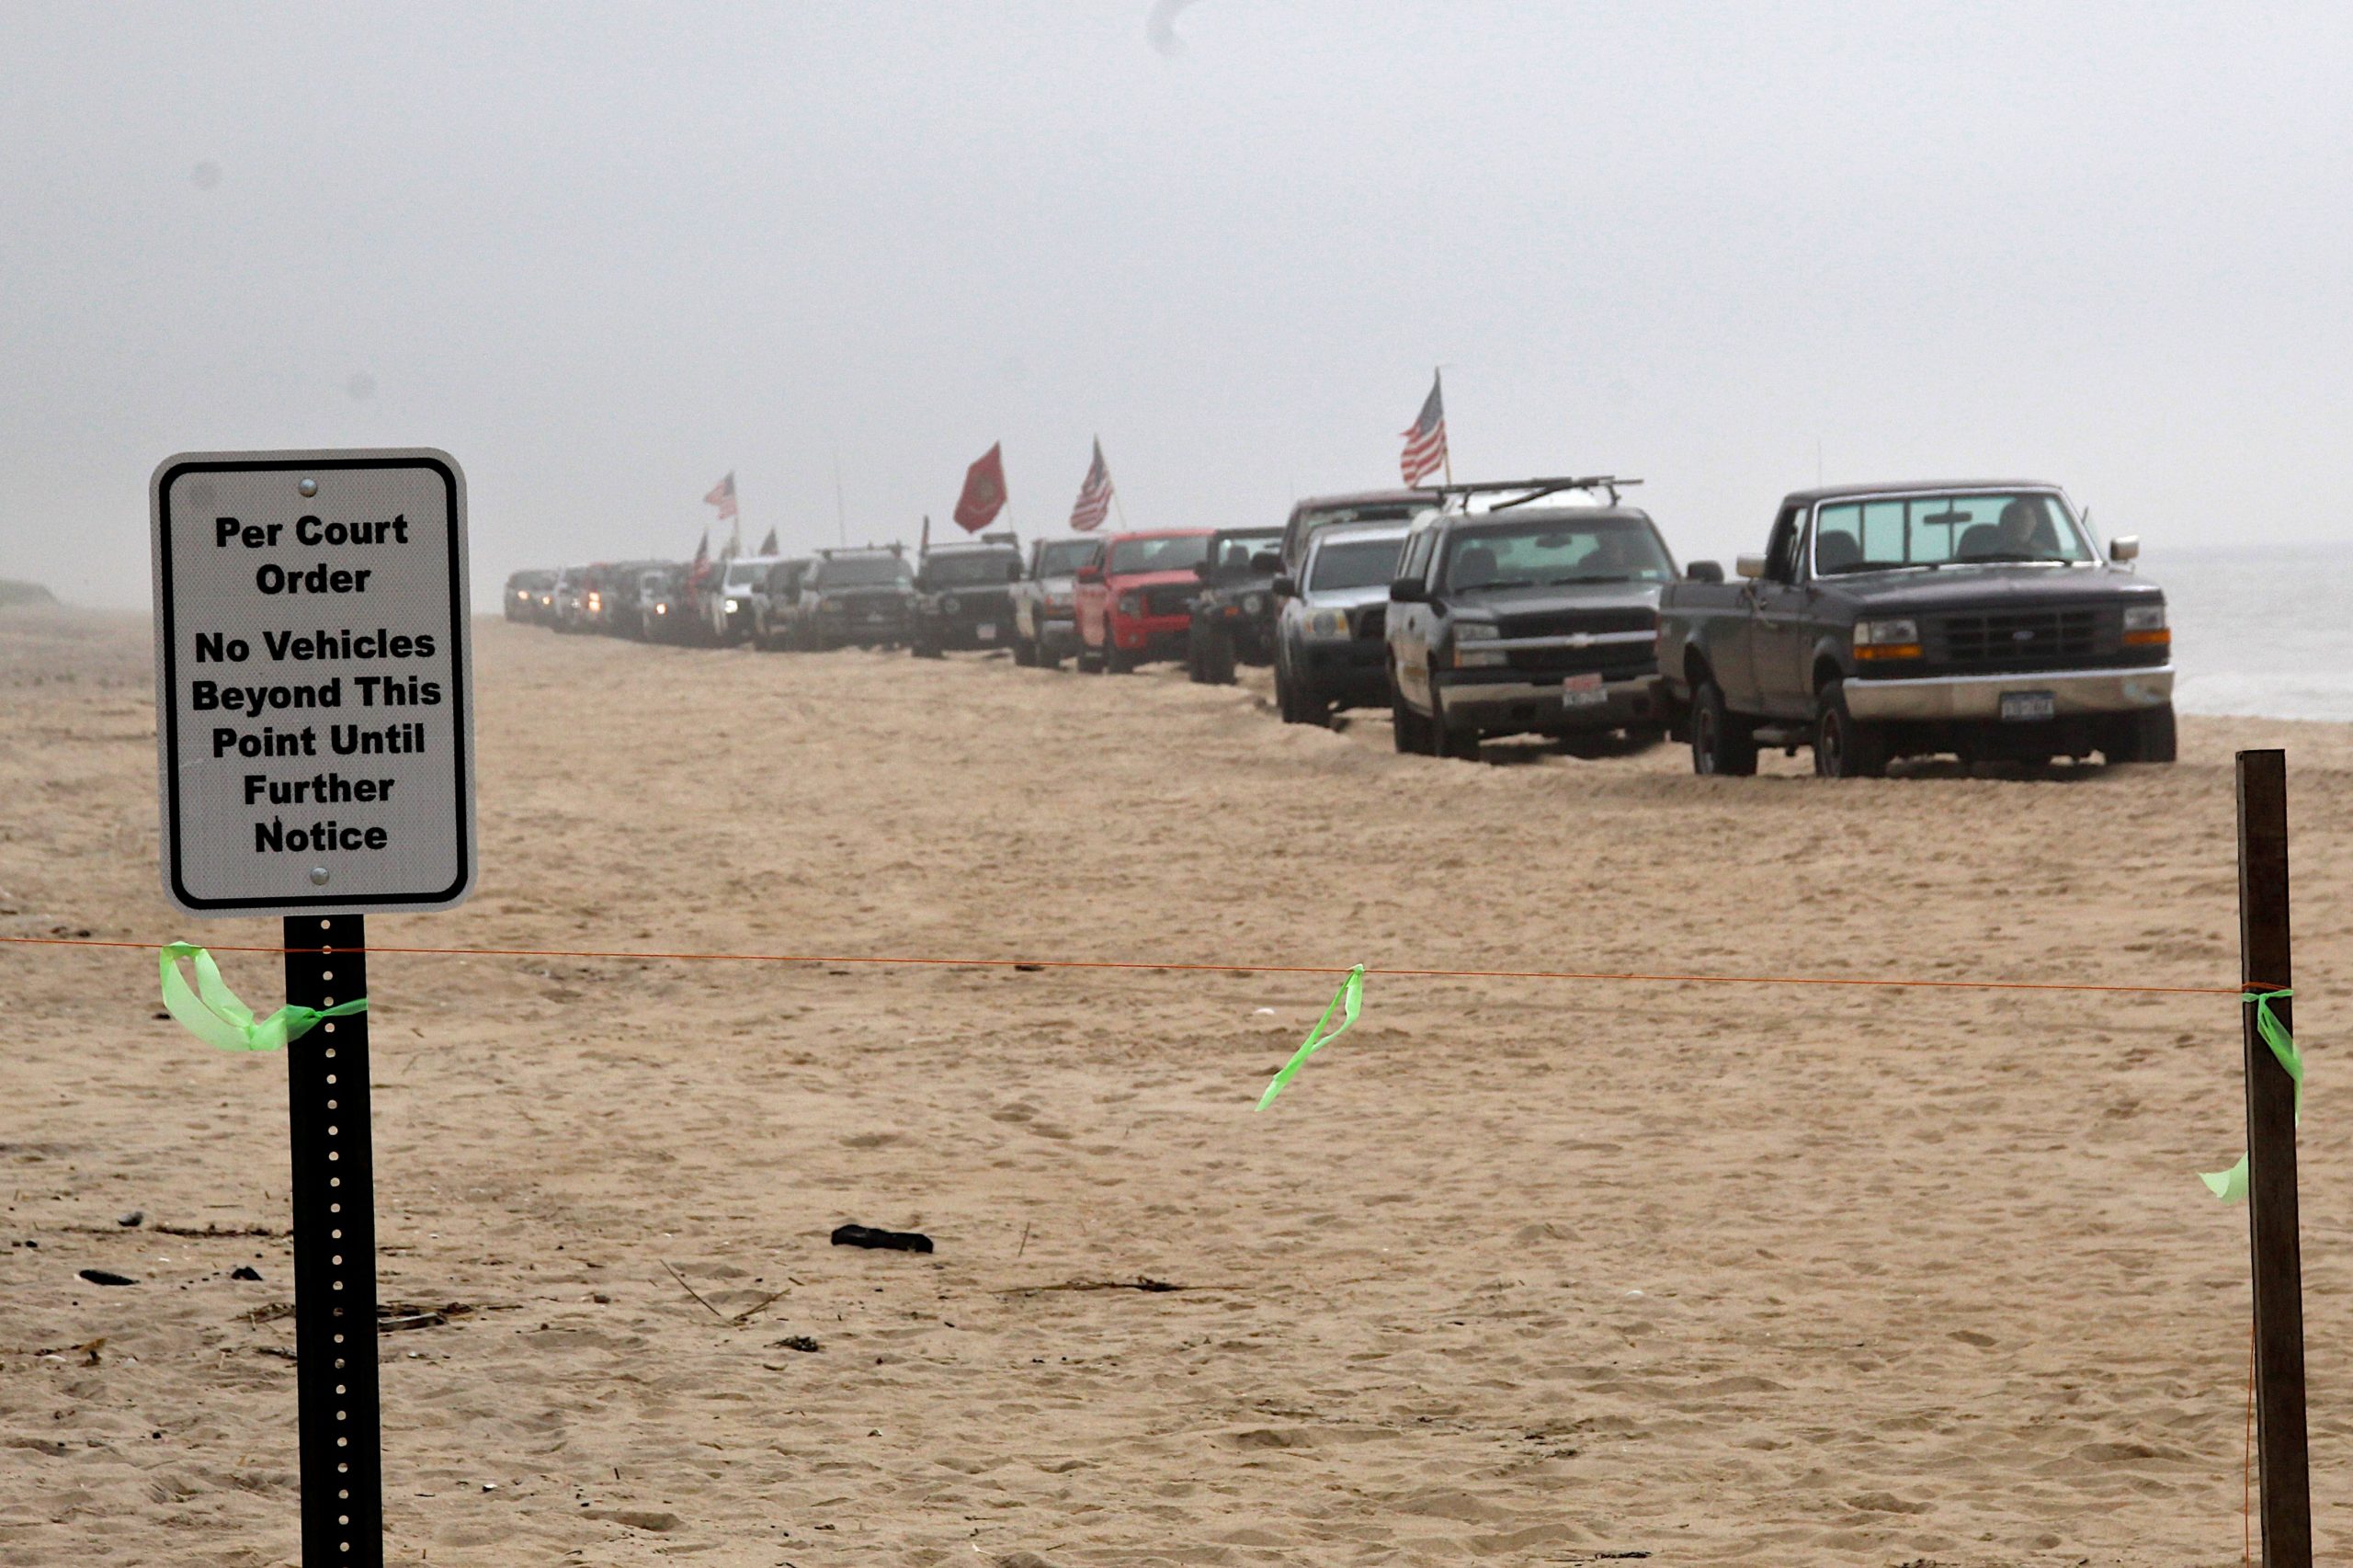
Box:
[3,605,2349,1566]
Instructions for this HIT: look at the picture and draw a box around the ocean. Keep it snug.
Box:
[2154,545,2353,722]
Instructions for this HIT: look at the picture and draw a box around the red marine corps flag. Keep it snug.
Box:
[952,443,1008,533]
[1067,437,1115,532]
[1398,370,1449,486]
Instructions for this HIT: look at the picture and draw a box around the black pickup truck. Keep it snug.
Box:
[1385,482,1677,758]
[1657,482,2175,777]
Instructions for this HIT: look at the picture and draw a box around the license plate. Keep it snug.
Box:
[976,623,996,641]
[1562,673,1608,709]
[2000,691,2056,722]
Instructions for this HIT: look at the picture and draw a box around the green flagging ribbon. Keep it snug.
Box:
[159,942,367,1054]
[2201,989,2299,1202]
[1256,965,1365,1110]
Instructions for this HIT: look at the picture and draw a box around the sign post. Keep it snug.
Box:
[151,449,474,1565]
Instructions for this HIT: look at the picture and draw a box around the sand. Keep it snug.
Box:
[2,604,2349,1566]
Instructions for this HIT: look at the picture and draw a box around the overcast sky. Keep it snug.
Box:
[4,1,2347,608]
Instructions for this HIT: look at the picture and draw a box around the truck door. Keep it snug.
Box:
[1746,504,1815,718]
[1390,525,1440,709]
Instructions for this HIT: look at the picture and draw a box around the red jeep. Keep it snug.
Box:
[1075,528,1215,673]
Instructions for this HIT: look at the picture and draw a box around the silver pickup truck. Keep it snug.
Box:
[1656,481,2175,777]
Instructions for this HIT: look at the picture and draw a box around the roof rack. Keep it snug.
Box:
[1418,474,1643,509]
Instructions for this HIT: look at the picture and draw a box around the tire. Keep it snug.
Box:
[1390,669,1431,754]
[2118,702,2177,765]
[1429,689,1480,760]
[1275,656,1309,724]
[1199,628,1236,686]
[1103,633,1133,675]
[1185,633,1208,683]
[912,638,943,660]
[1689,679,1759,777]
[1013,636,1037,667]
[1813,679,1888,778]
[1038,642,1063,672]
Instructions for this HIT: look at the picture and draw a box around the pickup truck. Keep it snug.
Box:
[1076,528,1214,674]
[1656,482,2174,777]
[1010,536,1102,669]
[1271,520,1407,724]
[1386,491,1676,757]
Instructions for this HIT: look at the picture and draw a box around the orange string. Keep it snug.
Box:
[0,931,2254,996]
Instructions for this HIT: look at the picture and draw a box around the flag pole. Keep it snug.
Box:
[1438,367,1452,486]
[833,449,847,547]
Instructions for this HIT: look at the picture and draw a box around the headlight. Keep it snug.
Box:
[1117,594,1140,615]
[724,598,740,612]
[1243,593,1265,614]
[1450,621,1505,668]
[1045,592,1071,610]
[517,590,529,600]
[2123,601,2169,645]
[655,603,667,614]
[1853,618,1921,660]
[941,596,961,615]
[1304,608,1352,640]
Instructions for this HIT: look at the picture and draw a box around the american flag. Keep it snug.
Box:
[702,472,738,522]
[1398,373,1448,486]
[1068,437,1115,532]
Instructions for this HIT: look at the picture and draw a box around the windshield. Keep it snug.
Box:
[1108,534,1211,574]
[924,551,1018,587]
[1036,540,1098,576]
[1813,492,2094,573]
[814,554,912,587]
[1206,530,1283,577]
[724,562,766,586]
[1440,517,1673,591]
[1309,536,1404,592]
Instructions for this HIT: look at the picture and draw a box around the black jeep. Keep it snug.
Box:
[791,547,916,650]
[910,535,1025,658]
[1184,526,1286,684]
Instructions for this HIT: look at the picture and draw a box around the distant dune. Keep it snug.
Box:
[0,579,56,608]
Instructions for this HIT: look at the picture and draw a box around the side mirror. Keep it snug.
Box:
[1389,577,1426,602]
[1685,560,1724,584]
[2109,534,2140,562]
[1270,575,1298,598]
[1734,554,1768,581]
[1250,550,1282,573]
[1075,565,1102,584]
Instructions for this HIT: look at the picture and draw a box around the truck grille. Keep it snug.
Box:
[1496,606,1654,640]
[1929,606,2110,666]
[1142,585,1194,617]
[1507,642,1655,676]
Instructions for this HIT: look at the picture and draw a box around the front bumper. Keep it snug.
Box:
[1844,665,2175,722]
[1108,614,1189,654]
[1434,671,1665,732]
[1034,614,1079,653]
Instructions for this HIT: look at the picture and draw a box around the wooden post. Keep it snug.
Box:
[2237,748,2309,1567]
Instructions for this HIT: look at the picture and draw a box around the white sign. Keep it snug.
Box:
[150,449,475,916]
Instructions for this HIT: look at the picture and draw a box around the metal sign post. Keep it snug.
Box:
[150,450,473,1564]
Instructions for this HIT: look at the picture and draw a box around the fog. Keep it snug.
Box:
[4,2,2347,608]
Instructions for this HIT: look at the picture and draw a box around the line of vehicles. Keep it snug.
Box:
[505,474,2177,777]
